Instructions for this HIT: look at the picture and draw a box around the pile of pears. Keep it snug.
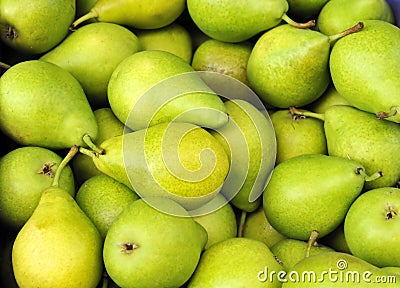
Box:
[0,0,399,287]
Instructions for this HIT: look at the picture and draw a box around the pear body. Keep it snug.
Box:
[12,187,103,288]
[344,187,400,267]
[319,224,351,254]
[247,24,331,108]
[329,20,400,122]
[103,197,207,288]
[107,50,228,130]
[317,0,395,36]
[306,85,350,113]
[41,22,141,108]
[323,105,400,189]
[187,0,289,42]
[263,154,368,240]
[0,60,98,149]
[0,146,75,231]
[0,0,75,54]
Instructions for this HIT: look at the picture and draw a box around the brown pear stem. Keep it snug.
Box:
[51,145,79,187]
[376,106,398,120]
[289,107,325,121]
[69,10,98,31]
[327,22,364,44]
[281,13,316,29]
[306,230,320,257]
[83,134,104,155]
[237,210,247,237]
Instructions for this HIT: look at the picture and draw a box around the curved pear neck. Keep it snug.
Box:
[69,9,99,31]
[281,13,316,29]
[327,22,364,45]
[51,145,79,187]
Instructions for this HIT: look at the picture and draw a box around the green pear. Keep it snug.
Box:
[211,99,276,212]
[263,154,381,240]
[269,109,327,164]
[192,193,237,249]
[71,0,186,30]
[40,22,141,108]
[306,85,350,114]
[329,20,400,122]
[271,238,334,271]
[242,206,287,248]
[281,251,400,287]
[247,22,363,108]
[344,187,400,267]
[381,266,400,276]
[191,39,253,86]
[286,0,330,21]
[103,197,207,288]
[71,107,126,186]
[79,121,230,214]
[317,0,395,36]
[107,50,229,131]
[319,223,351,254]
[0,0,75,54]
[0,146,75,231]
[0,60,99,150]
[187,0,316,43]
[76,174,139,239]
[12,146,103,288]
[135,23,193,63]
[187,237,283,287]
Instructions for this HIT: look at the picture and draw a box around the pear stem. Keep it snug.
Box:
[281,13,316,29]
[355,167,383,182]
[51,145,79,188]
[289,107,325,121]
[0,61,11,70]
[69,10,98,31]
[376,106,398,120]
[237,210,247,237]
[78,146,96,158]
[82,134,104,155]
[306,230,319,257]
[327,22,364,44]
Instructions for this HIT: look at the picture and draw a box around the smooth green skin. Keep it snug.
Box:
[242,206,287,248]
[344,187,400,268]
[211,100,276,212]
[12,187,103,288]
[40,22,141,109]
[323,105,400,189]
[0,60,98,149]
[75,174,139,239]
[192,193,237,249]
[270,109,327,164]
[187,0,289,43]
[281,252,400,287]
[329,20,400,123]
[319,223,351,254]
[71,108,125,186]
[306,85,349,114]
[287,0,329,20]
[107,50,228,131]
[317,0,394,36]
[381,266,400,275]
[263,154,367,240]
[103,198,207,288]
[188,237,283,287]
[247,24,331,108]
[0,0,75,54]
[0,147,75,231]
[74,0,186,29]
[90,122,229,213]
[271,238,334,271]
[191,39,253,86]
[136,23,193,64]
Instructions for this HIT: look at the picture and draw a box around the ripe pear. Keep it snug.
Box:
[247,22,363,108]
[0,146,75,231]
[71,0,186,30]
[329,20,400,122]
[40,22,141,108]
[187,237,283,287]
[0,60,99,150]
[269,109,327,164]
[0,0,75,54]
[79,121,230,214]
[263,154,381,240]
[108,50,228,131]
[191,39,253,86]
[344,187,400,267]
[76,174,139,239]
[12,146,103,288]
[317,0,395,36]
[187,0,315,43]
[306,85,350,114]
[103,197,207,288]
[135,23,193,63]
